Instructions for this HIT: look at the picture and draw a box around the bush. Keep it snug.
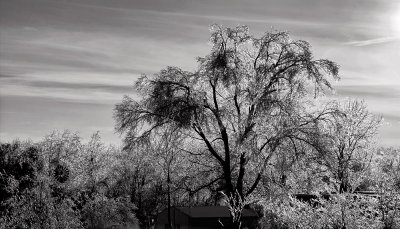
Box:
[83,194,139,229]
[0,187,83,229]
[259,193,386,229]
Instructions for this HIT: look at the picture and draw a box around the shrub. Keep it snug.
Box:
[259,193,385,229]
[82,194,139,229]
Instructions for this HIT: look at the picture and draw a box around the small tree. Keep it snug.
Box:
[311,100,381,193]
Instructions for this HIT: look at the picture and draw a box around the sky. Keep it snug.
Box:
[0,0,399,146]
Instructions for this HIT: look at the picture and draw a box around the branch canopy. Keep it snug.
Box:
[114,25,340,198]
[114,25,339,149]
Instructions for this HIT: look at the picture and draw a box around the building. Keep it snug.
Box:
[155,206,259,229]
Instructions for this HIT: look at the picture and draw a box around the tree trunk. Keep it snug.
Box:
[167,168,172,229]
[231,220,241,229]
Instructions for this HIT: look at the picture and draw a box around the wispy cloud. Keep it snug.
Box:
[344,36,400,46]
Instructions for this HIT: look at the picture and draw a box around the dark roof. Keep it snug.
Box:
[173,206,258,218]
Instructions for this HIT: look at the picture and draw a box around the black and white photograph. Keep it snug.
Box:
[0,0,399,228]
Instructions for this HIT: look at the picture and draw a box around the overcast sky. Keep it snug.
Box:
[1,0,399,146]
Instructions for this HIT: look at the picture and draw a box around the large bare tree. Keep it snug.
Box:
[114,25,339,228]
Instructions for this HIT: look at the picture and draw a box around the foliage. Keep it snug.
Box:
[0,141,83,229]
[260,193,384,229]
[0,131,140,229]
[372,147,400,228]
[82,194,138,229]
[0,142,42,218]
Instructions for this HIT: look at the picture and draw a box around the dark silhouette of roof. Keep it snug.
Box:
[173,206,258,218]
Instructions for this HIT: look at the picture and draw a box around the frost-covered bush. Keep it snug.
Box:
[82,194,138,229]
[259,193,386,229]
[1,138,140,229]
[0,183,83,229]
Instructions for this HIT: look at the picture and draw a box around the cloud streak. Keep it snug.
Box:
[345,37,400,46]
